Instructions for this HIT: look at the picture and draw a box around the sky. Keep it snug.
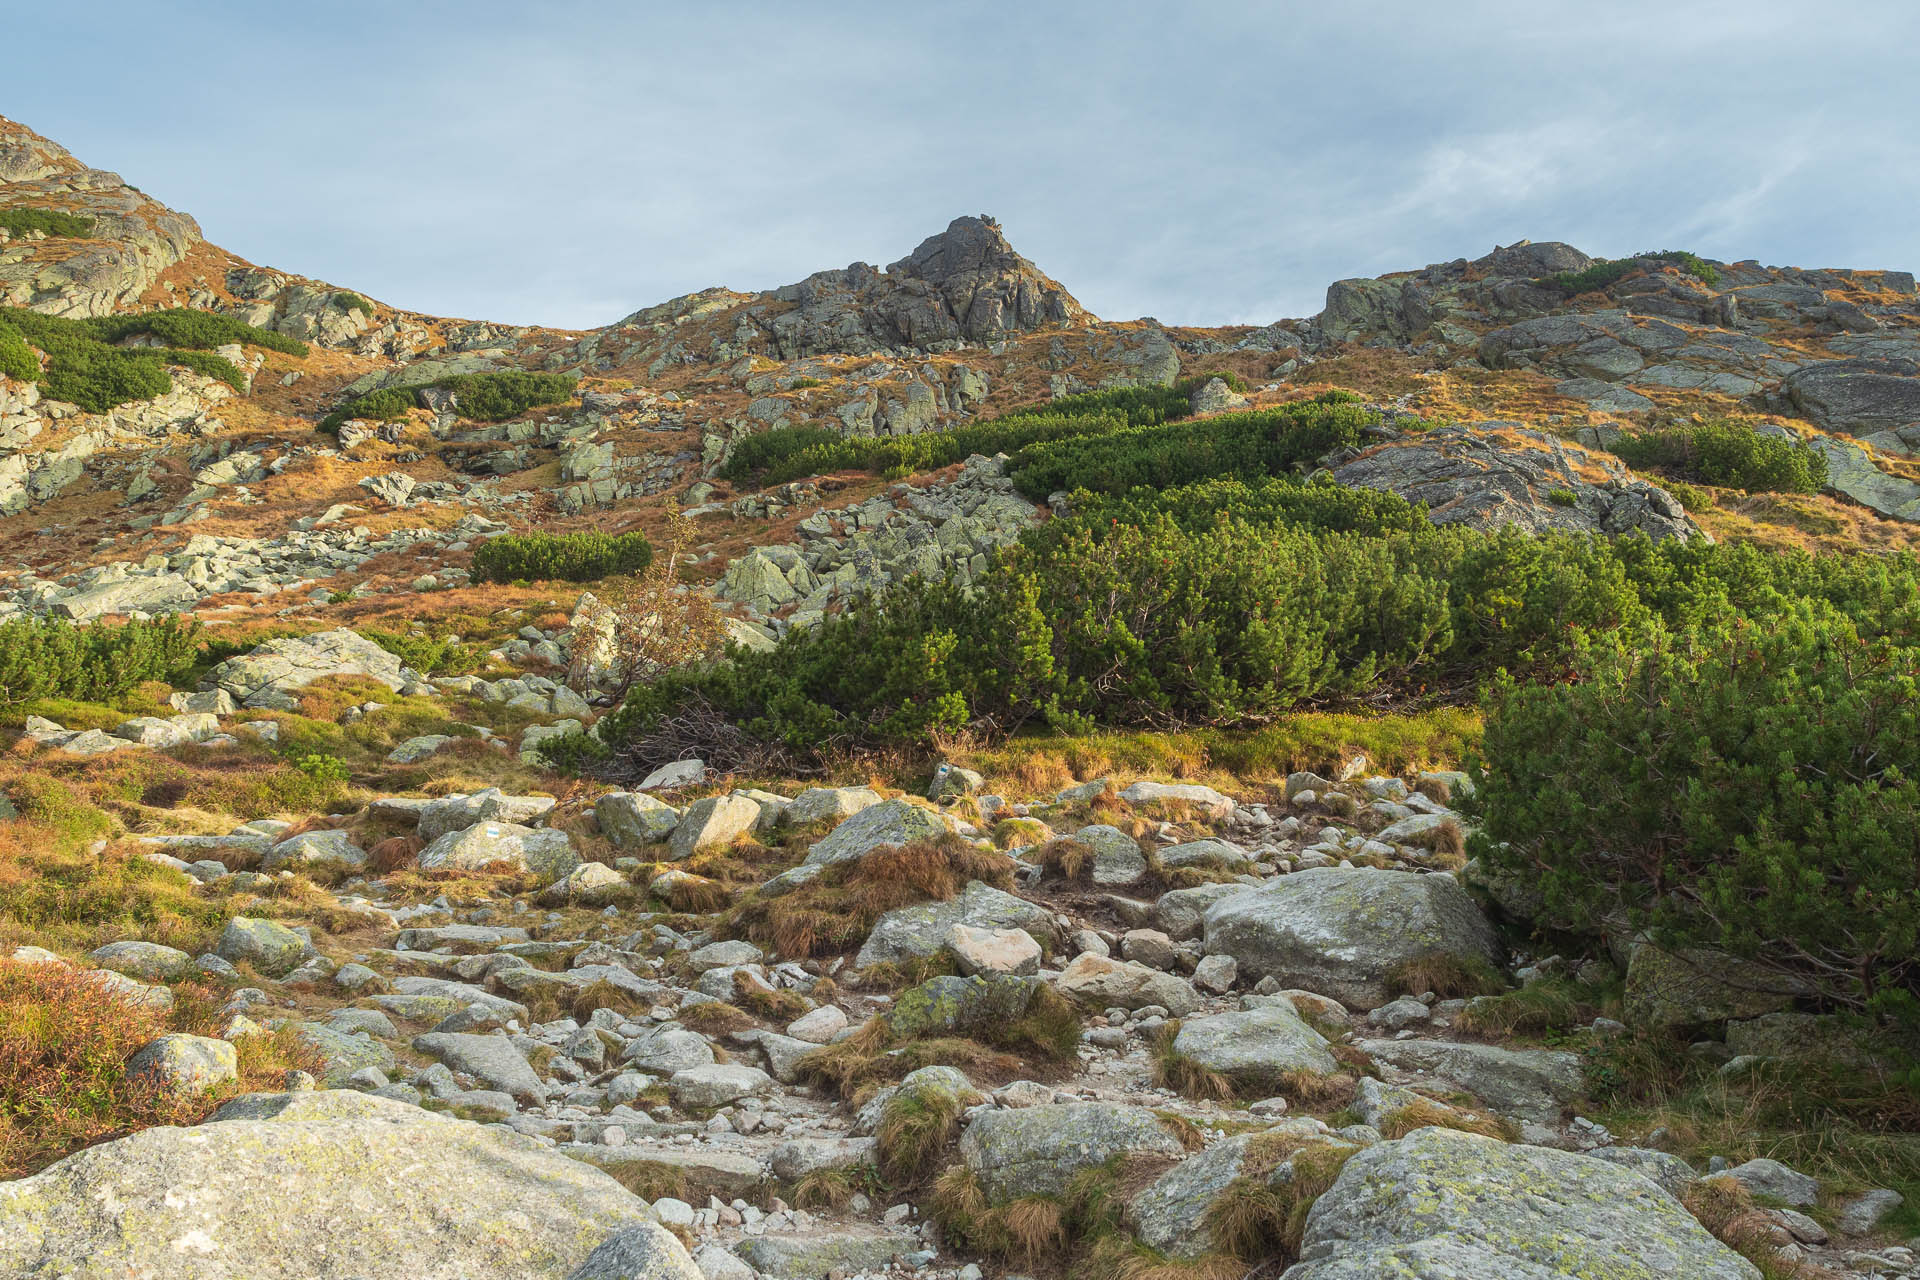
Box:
[11,1,1919,331]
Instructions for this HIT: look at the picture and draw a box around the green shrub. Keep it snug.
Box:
[1176,369,1250,394]
[331,292,371,314]
[293,754,350,786]
[1541,250,1718,295]
[719,385,1189,486]
[1474,605,1920,1026]
[0,326,38,382]
[0,617,202,710]
[320,370,576,433]
[1006,399,1375,499]
[0,308,305,413]
[1612,420,1828,495]
[593,465,1920,764]
[1664,480,1714,513]
[358,628,482,676]
[0,209,95,238]
[1547,488,1578,507]
[470,530,653,584]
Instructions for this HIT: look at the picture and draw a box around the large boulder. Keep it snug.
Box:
[1071,824,1149,887]
[854,879,1055,968]
[1623,944,1808,1030]
[1359,1039,1584,1129]
[1202,867,1500,1009]
[124,1033,238,1098]
[1172,1003,1339,1088]
[1054,953,1201,1015]
[88,940,194,982]
[1330,426,1697,543]
[416,789,557,841]
[565,1222,702,1280]
[803,798,950,867]
[885,973,1049,1039]
[215,916,309,977]
[784,785,883,827]
[1282,1127,1758,1279]
[262,829,366,874]
[595,791,681,847]
[412,1032,547,1104]
[1784,358,1920,438]
[204,629,407,709]
[1154,882,1252,940]
[959,1103,1186,1201]
[1130,1131,1268,1258]
[417,822,580,885]
[668,794,762,859]
[0,1090,655,1279]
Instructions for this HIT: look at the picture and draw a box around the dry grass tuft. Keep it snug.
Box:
[877,1083,969,1183]
[727,833,1015,959]
[1032,837,1097,883]
[1682,1175,1813,1279]
[791,1166,861,1210]
[1387,952,1506,1001]
[1377,1098,1508,1141]
[369,833,423,875]
[1150,1023,1234,1102]
[677,1001,755,1035]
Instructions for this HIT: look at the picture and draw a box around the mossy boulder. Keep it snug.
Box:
[1172,1003,1339,1089]
[959,1102,1186,1201]
[215,916,309,977]
[1202,867,1500,1009]
[885,973,1045,1039]
[0,1090,655,1280]
[803,799,949,868]
[1283,1126,1758,1279]
[1622,943,1808,1031]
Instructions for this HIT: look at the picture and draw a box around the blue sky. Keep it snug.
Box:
[14,1,1919,330]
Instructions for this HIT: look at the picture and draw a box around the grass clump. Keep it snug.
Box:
[0,961,322,1177]
[1376,1098,1508,1140]
[1454,979,1587,1040]
[876,1078,970,1182]
[726,834,1015,959]
[1386,953,1506,1001]
[1150,1022,1234,1101]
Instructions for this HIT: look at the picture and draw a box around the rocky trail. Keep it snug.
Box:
[4,618,1913,1279]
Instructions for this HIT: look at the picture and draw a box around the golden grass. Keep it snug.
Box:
[725,833,1015,959]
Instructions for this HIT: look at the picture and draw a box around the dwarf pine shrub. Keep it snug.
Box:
[1473,605,1920,1026]
[1611,419,1828,495]
[469,530,653,584]
[0,616,202,710]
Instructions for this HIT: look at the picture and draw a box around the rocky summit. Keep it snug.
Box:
[3,110,1920,1280]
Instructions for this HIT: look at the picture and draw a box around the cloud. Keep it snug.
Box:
[5,2,1918,329]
